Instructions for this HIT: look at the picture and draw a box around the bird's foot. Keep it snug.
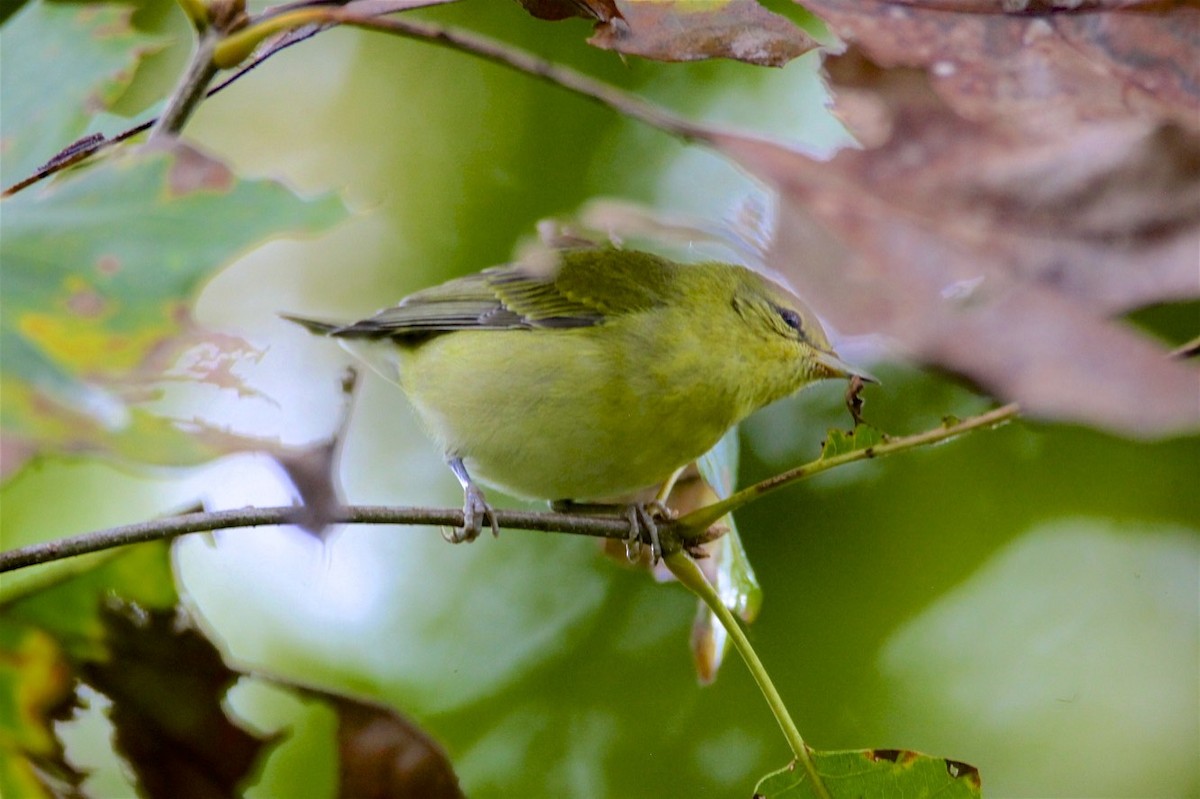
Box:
[443,483,499,543]
[624,500,675,565]
[445,456,500,543]
[552,498,676,564]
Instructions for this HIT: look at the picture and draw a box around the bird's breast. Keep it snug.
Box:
[397,324,740,501]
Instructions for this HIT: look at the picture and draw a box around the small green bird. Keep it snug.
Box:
[283,247,866,550]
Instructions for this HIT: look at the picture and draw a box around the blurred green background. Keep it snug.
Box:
[3,2,1197,797]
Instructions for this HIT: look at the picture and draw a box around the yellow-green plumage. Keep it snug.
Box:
[284,247,857,505]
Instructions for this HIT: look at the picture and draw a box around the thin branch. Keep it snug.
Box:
[0,505,634,573]
[1,12,324,196]
[678,403,1022,538]
[324,12,712,143]
[1,404,1020,573]
[207,6,709,137]
[5,3,701,195]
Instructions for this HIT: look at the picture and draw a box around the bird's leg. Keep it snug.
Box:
[654,466,688,506]
[445,456,499,543]
[628,504,661,564]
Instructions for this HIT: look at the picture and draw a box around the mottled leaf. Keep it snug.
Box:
[0,538,468,799]
[0,542,176,797]
[2,540,274,799]
[0,143,346,479]
[0,1,161,187]
[0,619,80,799]
[754,749,981,798]
[589,0,817,66]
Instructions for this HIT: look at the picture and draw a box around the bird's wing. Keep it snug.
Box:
[324,248,677,338]
[343,272,520,335]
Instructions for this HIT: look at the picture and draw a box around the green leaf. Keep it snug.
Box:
[0,1,162,187]
[754,749,982,798]
[818,422,888,461]
[2,542,177,661]
[0,543,176,797]
[304,687,465,799]
[0,143,346,479]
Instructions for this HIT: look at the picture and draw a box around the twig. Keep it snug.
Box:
[0,505,634,573]
[209,7,711,140]
[6,3,705,195]
[1,12,323,196]
[1,404,1020,573]
[150,31,222,139]
[678,403,1022,539]
[324,12,713,143]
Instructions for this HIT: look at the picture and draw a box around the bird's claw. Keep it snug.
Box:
[623,500,675,565]
[444,483,499,544]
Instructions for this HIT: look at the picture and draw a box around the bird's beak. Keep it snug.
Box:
[811,350,879,384]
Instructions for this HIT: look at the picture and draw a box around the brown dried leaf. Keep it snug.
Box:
[802,0,1200,130]
[589,0,818,65]
[516,0,622,22]
[83,605,275,799]
[272,368,357,534]
[821,55,1200,315]
[300,689,464,799]
[704,41,1200,438]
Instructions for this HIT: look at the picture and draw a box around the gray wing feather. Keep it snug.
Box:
[319,263,602,339]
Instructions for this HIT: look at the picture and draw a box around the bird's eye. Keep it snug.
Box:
[777,306,803,334]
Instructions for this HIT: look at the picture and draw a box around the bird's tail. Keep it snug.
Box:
[281,312,405,386]
[278,312,344,336]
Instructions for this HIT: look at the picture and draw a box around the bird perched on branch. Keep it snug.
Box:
[283,246,867,557]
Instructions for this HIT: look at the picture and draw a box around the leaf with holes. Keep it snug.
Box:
[754,748,982,798]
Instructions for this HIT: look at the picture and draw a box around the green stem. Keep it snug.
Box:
[212,7,330,68]
[664,551,831,799]
[678,402,1021,539]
